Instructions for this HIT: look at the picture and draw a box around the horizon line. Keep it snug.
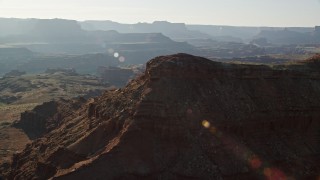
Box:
[0,16,318,28]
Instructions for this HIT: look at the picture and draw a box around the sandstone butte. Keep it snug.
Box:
[3,54,320,180]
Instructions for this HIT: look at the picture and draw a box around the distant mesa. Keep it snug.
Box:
[254,26,320,45]
[29,19,85,41]
[1,18,319,58]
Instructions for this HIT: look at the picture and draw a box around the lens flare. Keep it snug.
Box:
[264,168,272,177]
[263,167,287,180]
[114,52,119,58]
[249,155,262,169]
[119,56,125,62]
[201,119,289,180]
[209,126,217,134]
[202,120,210,128]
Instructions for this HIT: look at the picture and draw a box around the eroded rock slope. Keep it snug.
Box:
[6,54,320,179]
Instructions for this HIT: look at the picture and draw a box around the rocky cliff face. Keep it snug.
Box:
[5,54,320,179]
[14,98,86,140]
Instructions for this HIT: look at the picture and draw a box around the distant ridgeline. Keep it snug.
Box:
[254,26,320,45]
[1,18,319,48]
[0,18,319,77]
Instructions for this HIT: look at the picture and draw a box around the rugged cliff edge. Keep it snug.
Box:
[4,54,320,179]
[13,98,87,140]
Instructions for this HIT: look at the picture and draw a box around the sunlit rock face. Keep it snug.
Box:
[6,54,320,180]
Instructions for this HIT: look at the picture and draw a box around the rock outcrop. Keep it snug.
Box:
[5,54,320,179]
[14,98,86,139]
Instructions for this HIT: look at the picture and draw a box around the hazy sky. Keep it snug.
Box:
[0,0,319,26]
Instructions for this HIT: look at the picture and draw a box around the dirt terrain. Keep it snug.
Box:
[0,73,110,172]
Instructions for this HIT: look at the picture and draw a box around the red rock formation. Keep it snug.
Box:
[5,54,320,179]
